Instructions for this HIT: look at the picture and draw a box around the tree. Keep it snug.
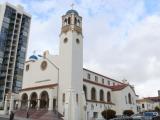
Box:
[123,110,134,116]
[155,106,160,112]
[101,109,116,120]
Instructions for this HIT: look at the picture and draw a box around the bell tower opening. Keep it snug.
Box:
[61,9,82,34]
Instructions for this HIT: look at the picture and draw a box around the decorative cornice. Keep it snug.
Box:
[21,83,58,91]
[83,79,111,89]
[86,99,115,105]
[61,25,82,34]
[83,68,123,84]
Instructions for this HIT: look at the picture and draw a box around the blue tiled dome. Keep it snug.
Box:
[29,55,38,61]
[66,9,79,15]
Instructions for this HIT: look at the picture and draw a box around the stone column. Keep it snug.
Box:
[9,94,14,113]
[28,100,30,109]
[48,89,54,111]
[37,99,40,110]
[48,97,53,110]
[18,100,21,109]
[4,95,8,115]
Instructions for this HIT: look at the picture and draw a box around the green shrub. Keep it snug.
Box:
[155,106,160,112]
[123,110,134,116]
[101,109,116,119]
[0,106,4,110]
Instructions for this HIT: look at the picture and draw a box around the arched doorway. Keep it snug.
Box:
[40,91,49,109]
[30,92,38,109]
[21,93,28,109]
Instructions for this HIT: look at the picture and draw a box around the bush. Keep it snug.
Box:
[101,109,116,120]
[155,106,160,112]
[123,110,134,116]
[0,106,4,110]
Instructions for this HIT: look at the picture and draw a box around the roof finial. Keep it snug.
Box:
[71,3,74,10]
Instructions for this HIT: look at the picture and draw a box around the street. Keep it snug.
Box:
[0,117,8,120]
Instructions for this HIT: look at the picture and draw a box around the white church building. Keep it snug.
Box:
[4,9,138,120]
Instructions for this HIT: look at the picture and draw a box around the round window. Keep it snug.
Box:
[41,61,47,70]
[64,38,68,43]
[76,39,80,44]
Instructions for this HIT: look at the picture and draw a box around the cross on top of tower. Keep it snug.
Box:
[71,3,74,10]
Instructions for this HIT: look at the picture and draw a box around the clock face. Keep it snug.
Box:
[41,61,47,70]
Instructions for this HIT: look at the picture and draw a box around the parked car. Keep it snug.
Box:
[110,116,133,120]
[143,112,158,120]
[152,115,160,120]
[132,116,145,120]
[131,114,145,120]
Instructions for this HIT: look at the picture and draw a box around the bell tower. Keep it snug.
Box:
[58,9,86,120]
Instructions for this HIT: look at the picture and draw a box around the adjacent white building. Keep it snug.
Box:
[137,96,160,112]
[3,8,138,120]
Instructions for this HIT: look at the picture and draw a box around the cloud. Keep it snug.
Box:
[1,0,160,97]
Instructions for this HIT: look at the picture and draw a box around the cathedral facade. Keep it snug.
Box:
[5,9,138,120]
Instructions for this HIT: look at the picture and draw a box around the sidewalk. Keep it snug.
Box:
[0,114,29,120]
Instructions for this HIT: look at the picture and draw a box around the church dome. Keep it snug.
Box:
[66,9,79,15]
[29,55,38,61]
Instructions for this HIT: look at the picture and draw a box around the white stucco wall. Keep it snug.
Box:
[22,56,59,89]
[83,69,123,87]
[21,52,138,119]
[113,86,137,115]
[137,101,154,112]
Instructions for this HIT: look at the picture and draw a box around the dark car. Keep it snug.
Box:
[152,116,160,120]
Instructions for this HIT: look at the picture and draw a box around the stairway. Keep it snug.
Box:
[15,109,63,120]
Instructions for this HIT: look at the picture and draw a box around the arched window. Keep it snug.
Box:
[63,93,65,103]
[76,94,78,103]
[77,19,80,26]
[64,18,67,25]
[74,17,77,25]
[91,87,96,100]
[83,85,87,99]
[100,89,104,101]
[128,93,132,104]
[125,96,128,104]
[76,39,80,44]
[68,17,71,24]
[64,37,68,43]
[107,91,111,102]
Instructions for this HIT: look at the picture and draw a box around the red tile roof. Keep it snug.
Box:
[110,84,128,91]
[145,96,160,102]
[83,79,130,91]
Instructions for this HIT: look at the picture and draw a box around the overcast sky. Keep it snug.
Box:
[1,0,160,98]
